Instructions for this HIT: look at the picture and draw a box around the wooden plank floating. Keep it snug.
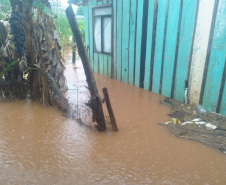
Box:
[161,0,181,97]
[144,0,155,90]
[188,0,215,105]
[203,0,225,112]
[121,0,130,83]
[152,0,168,94]
[134,0,144,87]
[117,0,122,81]
[174,0,197,102]
[128,0,137,85]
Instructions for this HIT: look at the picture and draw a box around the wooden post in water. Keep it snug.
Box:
[37,36,51,106]
[102,88,118,131]
[66,5,106,131]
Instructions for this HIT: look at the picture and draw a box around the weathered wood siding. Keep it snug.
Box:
[202,0,226,113]
[152,0,168,94]
[84,0,226,115]
[189,0,215,105]
[174,0,197,102]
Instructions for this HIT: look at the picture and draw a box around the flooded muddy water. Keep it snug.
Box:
[0,59,226,184]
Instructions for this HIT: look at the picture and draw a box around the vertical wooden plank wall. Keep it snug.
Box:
[113,0,117,79]
[173,0,197,102]
[97,1,102,5]
[117,0,122,81]
[103,54,108,76]
[92,0,99,73]
[143,0,155,90]
[152,0,168,94]
[85,0,114,78]
[108,56,111,77]
[134,0,144,87]
[96,1,104,75]
[84,6,90,59]
[128,0,137,85]
[102,1,108,77]
[88,1,93,70]
[203,0,226,112]
[161,0,181,97]
[121,0,130,83]
[107,1,112,78]
[220,65,226,114]
[83,0,226,115]
[188,0,215,105]
[93,53,99,73]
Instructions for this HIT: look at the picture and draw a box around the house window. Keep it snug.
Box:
[93,6,112,54]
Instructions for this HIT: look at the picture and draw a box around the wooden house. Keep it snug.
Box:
[70,0,226,115]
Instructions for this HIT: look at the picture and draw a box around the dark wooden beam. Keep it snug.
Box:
[102,87,118,131]
[66,5,106,131]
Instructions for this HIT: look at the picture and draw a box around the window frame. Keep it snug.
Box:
[92,4,113,55]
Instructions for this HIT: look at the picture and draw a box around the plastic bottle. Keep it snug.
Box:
[184,88,188,104]
[196,104,206,114]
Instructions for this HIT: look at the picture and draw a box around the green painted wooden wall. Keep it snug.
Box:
[83,0,226,116]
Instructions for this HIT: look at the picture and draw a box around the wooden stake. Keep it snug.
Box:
[66,5,106,131]
[102,88,118,131]
[37,36,51,106]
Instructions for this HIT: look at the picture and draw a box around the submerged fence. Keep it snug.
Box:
[83,0,226,115]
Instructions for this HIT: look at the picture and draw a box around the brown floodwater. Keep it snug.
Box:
[0,58,226,184]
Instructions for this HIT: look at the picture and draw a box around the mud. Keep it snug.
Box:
[160,98,226,154]
[0,57,226,184]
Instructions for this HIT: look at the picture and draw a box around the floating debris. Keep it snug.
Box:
[165,121,171,125]
[195,121,206,125]
[206,123,217,130]
[172,118,181,125]
[181,121,194,126]
[192,118,202,122]
[197,104,207,114]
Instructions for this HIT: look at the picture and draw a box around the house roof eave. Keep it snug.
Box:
[67,0,87,6]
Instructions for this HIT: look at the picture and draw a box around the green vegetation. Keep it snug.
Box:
[77,19,85,42]
[76,5,84,15]
[31,0,55,18]
[0,60,19,77]
[75,6,85,41]
[0,0,86,57]
[49,0,85,56]
[54,12,72,56]
[0,0,11,19]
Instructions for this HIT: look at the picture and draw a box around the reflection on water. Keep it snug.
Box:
[0,60,226,184]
